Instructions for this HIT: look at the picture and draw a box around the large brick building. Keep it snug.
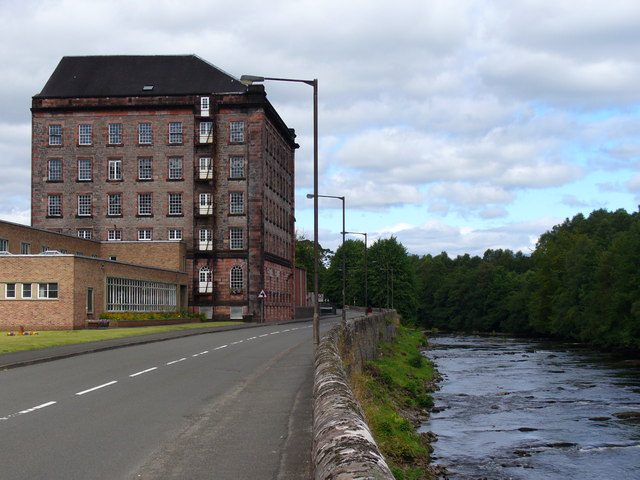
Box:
[30,55,297,321]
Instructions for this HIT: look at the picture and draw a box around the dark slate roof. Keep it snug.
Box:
[35,55,247,98]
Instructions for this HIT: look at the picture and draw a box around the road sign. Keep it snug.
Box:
[258,289,267,299]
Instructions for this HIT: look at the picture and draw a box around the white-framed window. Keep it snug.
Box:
[199,193,212,215]
[108,159,122,180]
[230,192,244,214]
[199,266,212,293]
[48,159,62,181]
[0,238,8,252]
[168,193,182,215]
[106,277,177,312]
[38,283,58,299]
[48,125,62,146]
[77,194,92,216]
[78,124,92,145]
[169,122,183,144]
[230,227,243,249]
[108,229,122,241]
[108,193,122,216]
[138,229,152,241]
[200,97,210,116]
[78,159,92,181]
[199,121,213,143]
[199,228,213,250]
[22,283,32,299]
[230,265,243,291]
[20,242,30,254]
[138,193,152,216]
[230,121,245,143]
[169,229,182,240]
[48,195,62,217]
[77,229,92,239]
[6,283,16,299]
[108,123,122,144]
[230,156,245,178]
[138,158,152,180]
[199,157,212,179]
[138,123,152,144]
[168,157,183,180]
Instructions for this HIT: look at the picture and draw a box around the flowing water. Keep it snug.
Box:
[421,335,640,479]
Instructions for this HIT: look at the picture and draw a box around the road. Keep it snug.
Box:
[0,317,341,480]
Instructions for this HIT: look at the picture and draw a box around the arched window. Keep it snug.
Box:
[199,266,212,293]
[199,266,211,283]
[230,265,243,291]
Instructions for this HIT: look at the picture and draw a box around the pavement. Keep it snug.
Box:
[0,316,316,370]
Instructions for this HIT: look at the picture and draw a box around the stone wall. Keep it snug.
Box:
[312,312,397,480]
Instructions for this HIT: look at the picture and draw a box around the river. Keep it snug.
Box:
[421,335,640,479]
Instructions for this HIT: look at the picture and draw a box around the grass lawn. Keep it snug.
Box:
[0,322,243,354]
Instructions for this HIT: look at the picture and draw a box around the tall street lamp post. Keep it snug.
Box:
[344,231,367,312]
[308,193,346,325]
[240,74,320,345]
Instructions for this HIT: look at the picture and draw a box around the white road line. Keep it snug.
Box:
[18,401,57,414]
[192,350,209,357]
[269,331,280,335]
[230,340,244,345]
[247,336,257,340]
[282,329,291,332]
[76,381,118,396]
[129,367,157,377]
[166,357,187,365]
[290,327,298,331]
[213,345,228,350]
[259,334,269,337]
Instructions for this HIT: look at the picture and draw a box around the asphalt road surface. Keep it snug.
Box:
[0,317,341,480]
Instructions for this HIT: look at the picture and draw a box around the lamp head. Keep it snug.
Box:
[306,193,315,199]
[240,75,265,86]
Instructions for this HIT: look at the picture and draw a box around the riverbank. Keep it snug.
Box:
[350,326,442,479]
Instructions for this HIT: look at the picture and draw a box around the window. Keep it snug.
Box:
[199,157,212,179]
[230,192,244,214]
[138,123,152,144]
[169,122,183,144]
[138,158,152,180]
[199,266,212,293]
[168,193,182,215]
[138,193,152,216]
[106,277,177,312]
[78,124,92,145]
[108,229,122,241]
[108,193,122,216]
[49,125,62,145]
[22,283,32,299]
[6,283,16,299]
[168,157,183,180]
[108,123,122,144]
[20,242,30,254]
[230,156,245,178]
[230,227,243,249]
[48,195,62,217]
[199,121,213,143]
[169,229,182,240]
[41,245,50,253]
[230,122,245,143]
[87,288,94,314]
[138,229,152,241]
[199,228,212,250]
[38,283,58,299]
[230,265,243,291]
[201,97,210,116]
[108,159,122,180]
[0,238,7,252]
[77,229,92,239]
[77,194,92,216]
[48,159,62,181]
[78,159,92,181]
[199,193,212,215]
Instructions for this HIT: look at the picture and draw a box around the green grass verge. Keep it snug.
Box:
[0,322,243,354]
[351,325,435,480]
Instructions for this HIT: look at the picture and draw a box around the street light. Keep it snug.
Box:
[241,74,320,345]
[344,231,368,313]
[307,193,346,326]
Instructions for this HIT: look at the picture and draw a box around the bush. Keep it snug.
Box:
[99,311,204,321]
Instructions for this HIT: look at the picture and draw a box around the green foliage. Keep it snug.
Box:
[416,208,640,352]
[99,311,205,321]
[294,233,331,293]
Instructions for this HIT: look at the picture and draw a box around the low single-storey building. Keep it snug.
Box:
[0,219,188,330]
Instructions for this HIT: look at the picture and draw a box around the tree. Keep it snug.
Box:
[294,233,332,295]
[324,239,366,307]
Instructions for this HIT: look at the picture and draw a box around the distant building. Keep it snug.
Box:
[30,55,297,321]
[0,219,188,330]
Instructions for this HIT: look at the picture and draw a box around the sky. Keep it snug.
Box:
[1,0,639,257]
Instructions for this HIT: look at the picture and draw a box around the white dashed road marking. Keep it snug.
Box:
[166,357,187,365]
[76,381,118,396]
[129,367,158,377]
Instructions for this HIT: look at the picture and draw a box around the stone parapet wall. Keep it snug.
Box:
[312,312,397,480]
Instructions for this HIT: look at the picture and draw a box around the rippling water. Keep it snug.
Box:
[421,336,640,479]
